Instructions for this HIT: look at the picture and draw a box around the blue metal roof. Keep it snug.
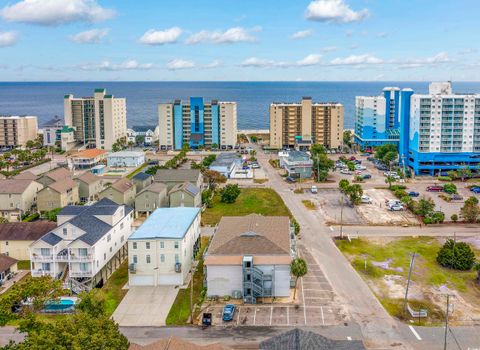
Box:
[129,207,200,240]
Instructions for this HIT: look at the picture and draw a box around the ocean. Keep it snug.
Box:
[2,81,480,130]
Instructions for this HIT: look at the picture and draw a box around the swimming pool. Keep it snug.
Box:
[43,297,77,312]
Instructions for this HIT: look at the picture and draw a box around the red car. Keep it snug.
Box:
[426,186,443,192]
[349,156,356,161]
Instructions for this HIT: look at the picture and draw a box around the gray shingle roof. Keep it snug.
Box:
[132,172,152,181]
[154,169,201,183]
[41,232,63,246]
[260,329,366,350]
[169,182,200,196]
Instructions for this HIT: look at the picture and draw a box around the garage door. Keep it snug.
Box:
[130,275,154,286]
[158,274,182,285]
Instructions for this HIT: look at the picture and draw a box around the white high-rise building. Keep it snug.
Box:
[64,89,127,150]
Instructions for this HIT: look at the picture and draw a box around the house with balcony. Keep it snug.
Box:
[0,179,43,222]
[74,172,104,203]
[36,167,72,187]
[204,214,296,303]
[168,182,201,208]
[37,178,79,212]
[71,149,107,169]
[128,207,201,286]
[29,198,134,292]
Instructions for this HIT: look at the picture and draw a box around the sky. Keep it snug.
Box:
[0,0,479,81]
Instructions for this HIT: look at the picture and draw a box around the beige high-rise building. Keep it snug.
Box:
[269,97,344,150]
[0,116,38,149]
[158,98,237,150]
[64,88,127,150]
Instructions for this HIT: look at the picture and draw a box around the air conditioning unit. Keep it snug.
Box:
[175,262,182,273]
[129,263,136,273]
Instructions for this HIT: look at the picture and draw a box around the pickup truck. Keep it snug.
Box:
[426,186,443,192]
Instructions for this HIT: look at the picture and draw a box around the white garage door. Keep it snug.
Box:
[158,274,182,285]
[130,275,154,286]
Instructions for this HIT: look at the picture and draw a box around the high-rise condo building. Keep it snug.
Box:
[402,82,480,175]
[0,115,38,149]
[158,97,237,150]
[354,87,413,148]
[64,88,127,150]
[269,97,344,150]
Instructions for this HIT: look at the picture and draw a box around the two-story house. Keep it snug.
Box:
[128,207,201,286]
[168,182,201,208]
[0,179,43,221]
[99,178,136,206]
[134,182,168,215]
[29,198,134,291]
[74,172,104,203]
[153,169,203,191]
[36,167,72,187]
[37,178,79,212]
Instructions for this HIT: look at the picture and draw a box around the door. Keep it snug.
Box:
[130,275,154,286]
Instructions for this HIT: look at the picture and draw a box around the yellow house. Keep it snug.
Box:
[37,178,79,212]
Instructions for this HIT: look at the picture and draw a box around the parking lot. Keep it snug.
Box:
[200,247,348,327]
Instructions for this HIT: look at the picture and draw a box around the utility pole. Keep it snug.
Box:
[339,195,344,239]
[190,264,196,325]
[443,294,454,350]
[403,252,416,313]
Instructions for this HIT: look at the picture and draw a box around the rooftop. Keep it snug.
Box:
[207,214,291,256]
[75,171,101,184]
[0,179,37,194]
[210,153,241,167]
[130,207,200,240]
[14,171,37,180]
[0,221,57,241]
[72,149,107,159]
[107,151,145,158]
[110,178,135,193]
[132,172,152,181]
[138,182,167,194]
[0,254,18,272]
[169,181,200,196]
[47,178,78,193]
[154,169,201,183]
[42,167,71,181]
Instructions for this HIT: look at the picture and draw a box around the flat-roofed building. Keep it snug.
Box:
[0,115,38,149]
[269,98,344,150]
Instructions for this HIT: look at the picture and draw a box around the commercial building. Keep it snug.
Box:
[269,98,344,150]
[354,87,409,148]
[0,221,56,260]
[29,198,133,292]
[0,116,38,149]
[204,214,295,303]
[64,88,127,150]
[280,150,313,179]
[128,207,201,286]
[0,179,43,222]
[158,98,237,150]
[107,151,145,168]
[402,82,480,175]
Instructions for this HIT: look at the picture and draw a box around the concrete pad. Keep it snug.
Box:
[253,306,271,326]
[271,306,289,326]
[112,286,179,327]
[288,306,306,325]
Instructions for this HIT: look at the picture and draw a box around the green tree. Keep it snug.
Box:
[203,169,227,190]
[436,239,476,271]
[457,167,472,182]
[374,144,397,164]
[443,183,457,194]
[475,263,480,286]
[220,184,241,203]
[447,170,458,180]
[290,258,308,300]
[345,184,363,205]
[460,196,480,223]
[313,154,334,182]
[201,189,213,208]
[0,217,8,224]
[416,198,435,217]
[451,213,458,223]
[76,290,106,318]
[135,135,145,145]
[346,161,355,172]
[343,130,353,148]
[339,179,350,193]
[25,140,35,149]
[310,144,326,156]
[385,175,396,189]
[45,208,62,221]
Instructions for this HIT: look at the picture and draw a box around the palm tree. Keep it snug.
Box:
[385,175,396,189]
[291,258,308,300]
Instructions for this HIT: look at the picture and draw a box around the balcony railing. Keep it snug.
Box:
[69,255,93,262]
[32,270,55,277]
[69,270,93,277]
[31,255,53,261]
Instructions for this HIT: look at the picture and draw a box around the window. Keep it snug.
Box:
[174,241,179,249]
[104,253,106,261]
[41,263,50,271]
[146,242,150,249]
[107,234,111,242]
[146,255,151,263]
[160,254,165,263]
[40,248,50,256]
[63,228,67,235]
[120,222,124,229]
[79,248,88,256]
[133,242,137,249]
[80,263,88,272]
[110,247,112,253]
[5,241,8,246]
[175,254,179,263]
[133,255,138,264]
[160,241,164,248]
[121,235,124,243]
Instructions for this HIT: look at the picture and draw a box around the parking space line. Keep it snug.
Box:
[320,306,325,326]
[269,306,273,326]
[253,307,257,325]
[302,289,334,292]
[408,325,422,340]
[347,336,352,341]
[301,277,307,325]
[287,306,289,325]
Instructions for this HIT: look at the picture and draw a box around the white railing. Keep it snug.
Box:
[69,255,93,262]
[69,270,93,277]
[31,270,55,277]
[31,255,53,262]
[56,255,69,262]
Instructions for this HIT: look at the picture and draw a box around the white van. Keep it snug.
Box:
[311,185,318,194]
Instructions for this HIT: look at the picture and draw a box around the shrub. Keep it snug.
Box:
[437,239,476,270]
[394,189,408,199]
[401,195,412,204]
[451,214,458,222]
[443,183,457,194]
[291,218,300,235]
[429,211,445,224]
[460,196,480,223]
[437,176,452,182]
[439,194,452,202]
[390,185,406,191]
[220,184,241,203]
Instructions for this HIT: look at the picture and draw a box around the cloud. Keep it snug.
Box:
[78,59,153,71]
[305,0,369,23]
[321,46,338,53]
[203,60,222,69]
[139,27,182,45]
[166,59,195,70]
[396,52,452,69]
[69,28,109,43]
[0,31,19,47]
[330,54,383,65]
[186,27,257,44]
[297,54,322,66]
[1,0,115,26]
[290,29,313,40]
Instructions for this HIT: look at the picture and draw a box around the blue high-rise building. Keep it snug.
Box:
[158,97,237,150]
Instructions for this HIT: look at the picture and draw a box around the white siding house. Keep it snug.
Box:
[107,151,145,168]
[128,207,201,286]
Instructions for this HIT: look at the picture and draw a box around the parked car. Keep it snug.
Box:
[251,163,260,169]
[408,191,420,197]
[361,195,372,204]
[427,186,443,192]
[349,156,356,161]
[311,185,318,194]
[361,153,371,157]
[353,160,362,165]
[340,169,352,175]
[286,176,297,183]
[362,174,372,179]
[355,165,366,170]
[471,187,480,194]
[451,194,463,200]
[389,204,404,211]
[367,156,375,162]
[383,171,397,177]
[222,304,236,322]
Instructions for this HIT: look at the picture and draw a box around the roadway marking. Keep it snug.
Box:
[300,277,307,325]
[320,306,325,326]
[408,325,422,341]
[269,306,273,325]
[253,307,257,325]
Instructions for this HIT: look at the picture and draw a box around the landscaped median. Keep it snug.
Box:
[336,236,480,326]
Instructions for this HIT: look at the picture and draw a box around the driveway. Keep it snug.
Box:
[112,286,179,326]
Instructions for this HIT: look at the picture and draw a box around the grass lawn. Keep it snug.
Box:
[17,260,30,270]
[126,162,148,179]
[98,261,129,316]
[336,237,480,325]
[302,200,316,210]
[201,188,291,226]
[166,236,209,325]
